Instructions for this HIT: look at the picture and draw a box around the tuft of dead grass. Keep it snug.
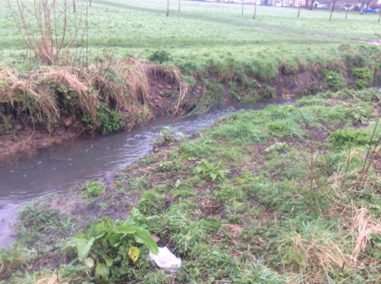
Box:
[350,208,381,262]
[0,57,189,132]
[286,232,348,271]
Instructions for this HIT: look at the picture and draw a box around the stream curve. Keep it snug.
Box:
[0,99,292,247]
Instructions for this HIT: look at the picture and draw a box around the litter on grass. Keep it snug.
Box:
[149,247,182,272]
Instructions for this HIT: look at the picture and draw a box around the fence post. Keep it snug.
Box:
[297,6,301,17]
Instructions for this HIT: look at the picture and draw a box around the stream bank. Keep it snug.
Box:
[2,88,381,283]
[1,45,381,162]
[0,99,291,248]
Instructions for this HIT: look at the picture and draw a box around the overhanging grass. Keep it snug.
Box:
[2,89,381,283]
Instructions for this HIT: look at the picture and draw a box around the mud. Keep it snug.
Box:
[0,64,370,163]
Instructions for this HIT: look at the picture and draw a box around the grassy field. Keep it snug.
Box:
[2,1,381,283]
[1,0,381,70]
[2,88,381,283]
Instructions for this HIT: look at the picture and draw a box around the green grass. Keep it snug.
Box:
[1,0,381,71]
[2,88,381,283]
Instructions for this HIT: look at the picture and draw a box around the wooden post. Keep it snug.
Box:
[297,6,301,17]
[89,0,92,7]
[378,12,381,23]
[345,8,349,18]
[167,0,169,16]
[242,0,244,14]
[253,3,257,19]
[179,0,181,12]
[73,0,76,12]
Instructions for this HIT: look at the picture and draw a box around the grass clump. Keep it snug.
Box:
[351,67,374,90]
[83,181,105,197]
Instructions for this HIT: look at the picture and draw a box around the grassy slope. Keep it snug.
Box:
[2,88,381,283]
[1,0,381,70]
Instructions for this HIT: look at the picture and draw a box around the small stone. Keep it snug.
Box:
[154,99,159,103]
[15,124,22,131]
[34,133,42,139]
[64,116,74,128]
[159,91,165,96]
[167,85,172,90]
[158,84,163,89]
[196,85,203,90]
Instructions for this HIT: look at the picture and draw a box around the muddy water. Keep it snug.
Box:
[0,100,292,247]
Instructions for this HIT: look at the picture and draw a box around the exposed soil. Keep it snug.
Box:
[0,63,370,164]
[0,122,84,164]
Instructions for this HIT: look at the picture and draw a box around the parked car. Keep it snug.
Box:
[363,7,377,12]
[316,3,328,9]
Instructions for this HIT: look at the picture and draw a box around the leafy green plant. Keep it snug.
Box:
[194,159,229,181]
[83,181,105,197]
[97,103,124,135]
[328,128,370,150]
[152,126,181,149]
[323,70,346,91]
[351,68,374,90]
[82,103,123,135]
[159,126,175,143]
[64,216,159,284]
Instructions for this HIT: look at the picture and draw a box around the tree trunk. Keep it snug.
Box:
[179,0,181,12]
[167,0,169,16]
[73,0,76,12]
[305,0,309,9]
[360,0,365,14]
[309,0,315,10]
[329,2,335,20]
[345,8,349,18]
[297,6,301,17]
[379,12,381,23]
[253,3,257,19]
[89,0,92,7]
[242,0,244,14]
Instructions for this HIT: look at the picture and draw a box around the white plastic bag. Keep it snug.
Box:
[149,247,182,272]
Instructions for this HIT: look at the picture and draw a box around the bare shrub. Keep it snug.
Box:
[8,0,87,65]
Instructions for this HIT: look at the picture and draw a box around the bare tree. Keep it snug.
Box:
[329,0,338,21]
[8,0,88,65]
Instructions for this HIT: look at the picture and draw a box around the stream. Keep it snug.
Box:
[0,99,292,247]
